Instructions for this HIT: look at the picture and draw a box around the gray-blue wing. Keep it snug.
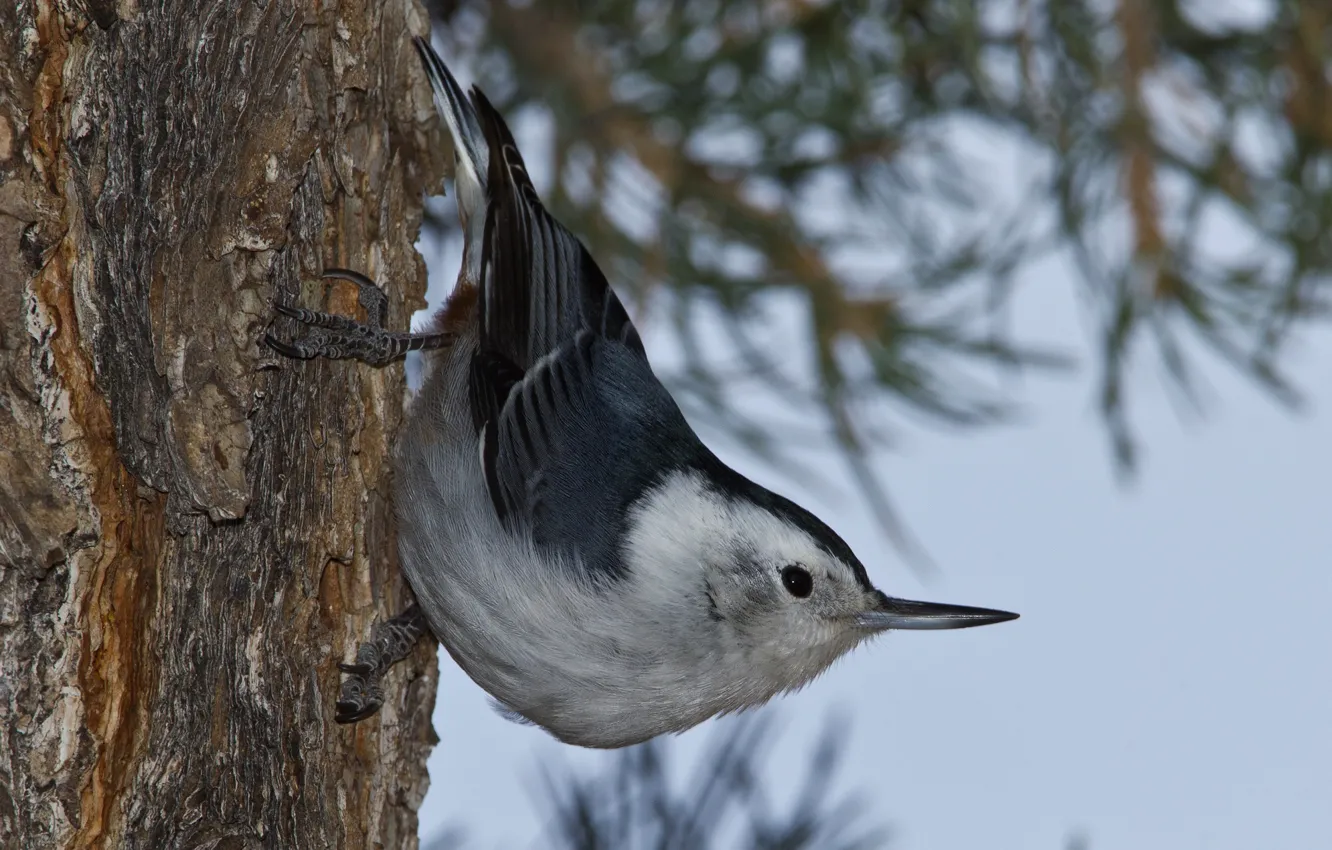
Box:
[489,330,703,581]
[464,76,690,580]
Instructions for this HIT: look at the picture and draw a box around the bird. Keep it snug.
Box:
[266,35,1019,749]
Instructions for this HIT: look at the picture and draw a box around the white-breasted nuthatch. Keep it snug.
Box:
[267,36,1018,749]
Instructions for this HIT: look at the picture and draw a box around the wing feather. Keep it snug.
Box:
[470,88,643,367]
[465,83,691,579]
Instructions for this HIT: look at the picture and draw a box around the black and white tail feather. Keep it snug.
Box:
[412,36,642,365]
[414,36,650,536]
[412,37,488,284]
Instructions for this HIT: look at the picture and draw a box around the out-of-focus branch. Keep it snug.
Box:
[425,0,1329,504]
[532,713,890,850]
[489,3,866,319]
[1116,0,1165,286]
[1283,3,1332,146]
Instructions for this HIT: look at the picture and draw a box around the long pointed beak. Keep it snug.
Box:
[856,591,1019,631]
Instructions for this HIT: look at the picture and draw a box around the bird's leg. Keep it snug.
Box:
[266,268,452,367]
[335,603,433,724]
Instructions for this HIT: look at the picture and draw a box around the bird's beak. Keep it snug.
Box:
[855,590,1019,631]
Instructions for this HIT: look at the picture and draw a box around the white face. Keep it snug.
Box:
[624,470,879,692]
[707,497,878,669]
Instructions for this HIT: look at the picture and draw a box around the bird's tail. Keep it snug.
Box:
[413,36,488,279]
[413,32,642,368]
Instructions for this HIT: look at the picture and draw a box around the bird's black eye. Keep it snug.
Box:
[781,565,813,598]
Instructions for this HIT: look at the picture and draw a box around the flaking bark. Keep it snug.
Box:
[1,2,444,847]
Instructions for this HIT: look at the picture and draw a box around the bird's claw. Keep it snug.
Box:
[335,672,385,724]
[332,604,431,724]
[266,268,449,366]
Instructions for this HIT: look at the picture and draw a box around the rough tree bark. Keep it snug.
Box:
[1,2,444,847]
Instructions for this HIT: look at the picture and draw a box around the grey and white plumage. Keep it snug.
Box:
[394,37,1017,748]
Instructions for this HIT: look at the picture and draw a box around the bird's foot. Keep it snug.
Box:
[267,268,451,367]
[335,604,431,724]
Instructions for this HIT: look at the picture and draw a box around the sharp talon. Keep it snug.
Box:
[322,268,378,289]
[267,275,437,366]
[335,698,382,724]
[265,333,311,359]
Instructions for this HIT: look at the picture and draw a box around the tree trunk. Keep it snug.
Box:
[1,2,442,847]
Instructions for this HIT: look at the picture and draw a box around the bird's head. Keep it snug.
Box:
[625,467,1018,699]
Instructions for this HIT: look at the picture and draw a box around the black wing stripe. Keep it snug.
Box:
[535,360,560,425]
[479,422,506,522]
[514,391,538,463]
[529,199,551,354]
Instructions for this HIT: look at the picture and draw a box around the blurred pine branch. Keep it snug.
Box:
[419,712,1091,849]
[531,713,888,850]
[421,0,1329,536]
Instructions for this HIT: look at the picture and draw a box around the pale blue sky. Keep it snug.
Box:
[408,39,1331,848]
